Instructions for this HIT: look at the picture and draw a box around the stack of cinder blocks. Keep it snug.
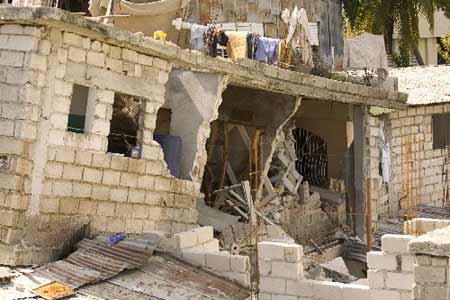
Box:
[413,254,449,300]
[171,226,251,287]
[258,241,370,300]
[367,234,414,300]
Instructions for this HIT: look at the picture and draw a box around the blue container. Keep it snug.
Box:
[129,146,142,159]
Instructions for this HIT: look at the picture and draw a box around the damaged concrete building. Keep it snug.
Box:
[3,2,450,300]
[0,5,408,268]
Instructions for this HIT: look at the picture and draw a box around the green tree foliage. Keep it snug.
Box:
[437,33,450,63]
[343,0,450,57]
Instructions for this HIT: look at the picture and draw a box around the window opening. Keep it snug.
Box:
[108,93,142,157]
[432,112,450,149]
[68,84,90,134]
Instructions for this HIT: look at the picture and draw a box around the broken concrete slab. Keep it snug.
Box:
[197,198,240,232]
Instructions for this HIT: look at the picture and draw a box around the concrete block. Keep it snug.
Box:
[0,209,19,226]
[312,281,343,300]
[271,261,302,280]
[39,197,59,213]
[55,80,73,97]
[230,255,250,273]
[285,279,313,297]
[1,24,23,35]
[284,244,303,263]
[102,170,121,186]
[196,226,214,244]
[153,177,171,192]
[120,173,139,188]
[342,284,370,300]
[110,188,128,202]
[415,255,431,266]
[382,235,412,254]
[72,183,92,198]
[414,266,447,283]
[137,175,154,189]
[205,252,231,272]
[0,120,14,136]
[79,200,97,215]
[367,251,398,271]
[175,230,198,250]
[122,49,138,62]
[386,272,414,290]
[260,277,286,294]
[371,289,400,300]
[45,162,63,178]
[431,256,448,266]
[111,155,129,170]
[368,270,385,289]
[62,165,83,181]
[128,189,145,203]
[63,32,82,46]
[91,186,110,200]
[83,168,103,183]
[59,198,79,214]
[128,159,146,174]
[401,255,414,272]
[91,153,111,168]
[259,241,287,261]
[182,250,206,266]
[52,181,73,197]
[0,51,24,67]
[75,150,92,166]
[97,202,115,217]
[202,239,219,252]
[68,47,86,63]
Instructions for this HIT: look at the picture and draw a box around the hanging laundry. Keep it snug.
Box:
[247,33,260,60]
[205,25,229,58]
[255,37,279,64]
[190,24,208,50]
[278,39,293,69]
[226,32,248,61]
[379,120,391,183]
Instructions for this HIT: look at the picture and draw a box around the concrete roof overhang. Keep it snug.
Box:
[0,7,408,110]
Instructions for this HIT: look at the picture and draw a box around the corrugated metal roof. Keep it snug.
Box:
[104,254,250,300]
[32,237,156,289]
[389,65,450,105]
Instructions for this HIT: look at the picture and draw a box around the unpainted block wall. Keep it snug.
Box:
[368,104,450,221]
[0,23,205,265]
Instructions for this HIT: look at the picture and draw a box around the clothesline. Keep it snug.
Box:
[171,7,314,69]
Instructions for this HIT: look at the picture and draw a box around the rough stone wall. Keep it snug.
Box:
[368,104,450,221]
[0,24,202,265]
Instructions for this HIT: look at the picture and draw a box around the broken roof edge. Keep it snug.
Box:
[0,7,408,110]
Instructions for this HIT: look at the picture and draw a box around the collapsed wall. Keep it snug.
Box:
[0,24,203,265]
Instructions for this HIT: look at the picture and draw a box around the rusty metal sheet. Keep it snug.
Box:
[64,250,129,280]
[34,261,101,289]
[96,254,250,300]
[140,254,250,300]
[32,281,75,300]
[33,238,155,289]
[75,238,155,268]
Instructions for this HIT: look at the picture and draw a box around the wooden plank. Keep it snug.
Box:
[226,163,239,185]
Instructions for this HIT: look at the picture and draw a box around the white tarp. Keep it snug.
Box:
[344,32,388,70]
